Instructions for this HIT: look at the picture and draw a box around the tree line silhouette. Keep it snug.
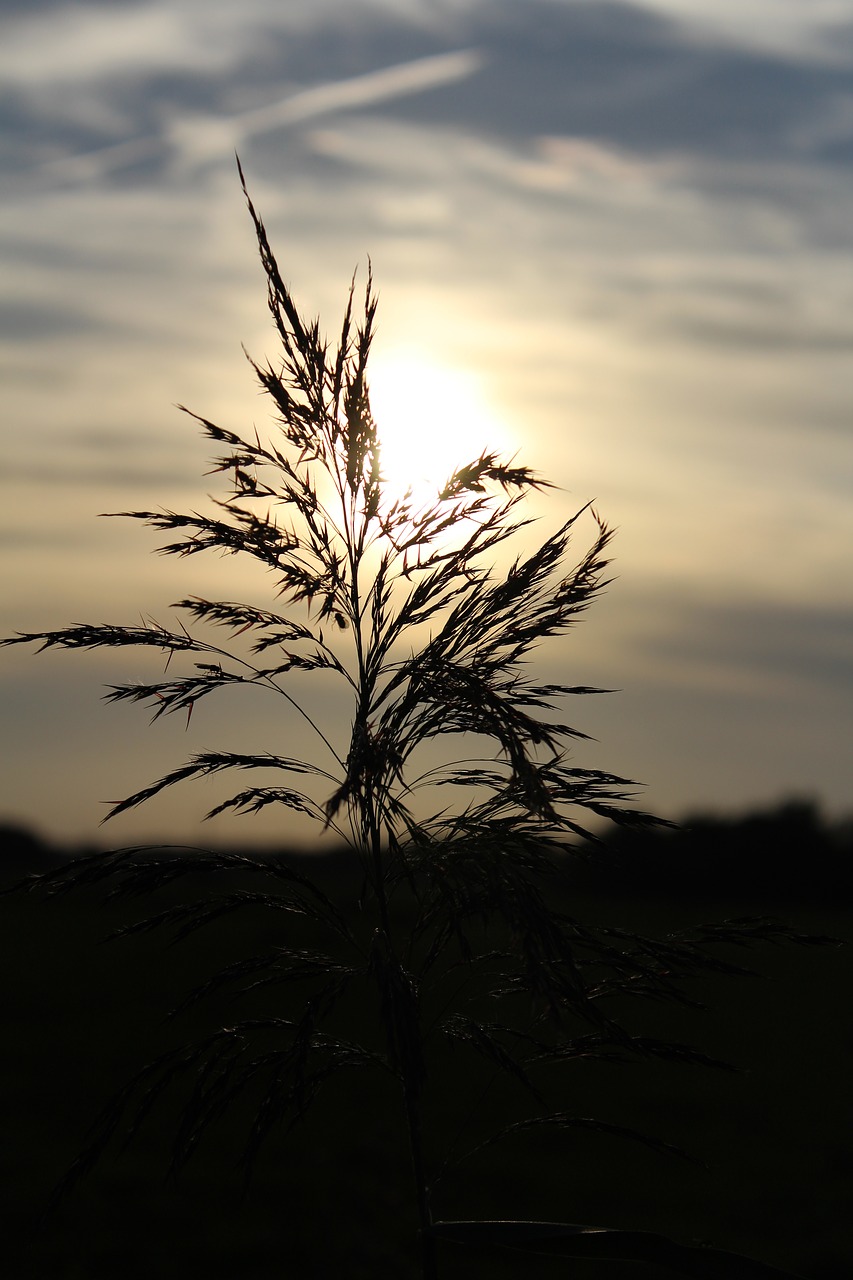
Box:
[3,798,850,903]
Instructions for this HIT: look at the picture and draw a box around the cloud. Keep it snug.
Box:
[29,47,485,182]
[0,300,98,342]
[236,48,485,130]
[549,584,853,821]
[0,4,237,86]
[166,47,486,169]
[638,0,853,66]
[8,0,853,193]
[1,457,196,492]
[639,597,853,698]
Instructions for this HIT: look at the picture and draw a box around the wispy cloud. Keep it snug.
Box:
[640,0,853,65]
[37,48,486,183]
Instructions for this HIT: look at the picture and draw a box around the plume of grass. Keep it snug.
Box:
[2,159,827,1280]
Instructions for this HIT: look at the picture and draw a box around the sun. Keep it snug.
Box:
[368,348,513,505]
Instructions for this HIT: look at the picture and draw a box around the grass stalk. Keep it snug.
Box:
[1,158,832,1280]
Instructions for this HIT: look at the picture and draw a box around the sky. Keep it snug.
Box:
[1,0,851,849]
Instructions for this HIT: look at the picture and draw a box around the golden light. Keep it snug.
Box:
[368,347,514,505]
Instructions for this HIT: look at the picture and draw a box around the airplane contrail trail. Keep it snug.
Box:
[40,48,486,184]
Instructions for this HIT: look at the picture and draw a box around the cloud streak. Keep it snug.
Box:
[38,47,486,183]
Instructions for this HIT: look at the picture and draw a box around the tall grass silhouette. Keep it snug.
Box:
[3,163,820,1279]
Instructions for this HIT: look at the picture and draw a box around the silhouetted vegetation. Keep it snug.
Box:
[2,812,850,1279]
[2,167,844,1279]
[4,796,850,902]
[583,800,853,905]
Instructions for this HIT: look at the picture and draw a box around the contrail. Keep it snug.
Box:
[41,48,486,183]
[234,47,485,132]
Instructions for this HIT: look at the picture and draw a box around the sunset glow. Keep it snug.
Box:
[369,349,513,505]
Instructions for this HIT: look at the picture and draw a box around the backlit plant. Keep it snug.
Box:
[3,164,811,1280]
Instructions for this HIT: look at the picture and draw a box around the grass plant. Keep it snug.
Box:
[3,163,824,1279]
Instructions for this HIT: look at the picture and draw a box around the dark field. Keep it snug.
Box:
[2,811,851,1279]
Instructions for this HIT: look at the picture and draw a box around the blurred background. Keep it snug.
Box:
[1,0,852,848]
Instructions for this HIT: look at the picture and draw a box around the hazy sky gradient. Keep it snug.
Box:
[2,0,851,846]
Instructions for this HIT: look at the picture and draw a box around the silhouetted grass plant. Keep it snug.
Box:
[3,162,821,1279]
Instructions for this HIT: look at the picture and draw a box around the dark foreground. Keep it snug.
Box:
[2,812,851,1279]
